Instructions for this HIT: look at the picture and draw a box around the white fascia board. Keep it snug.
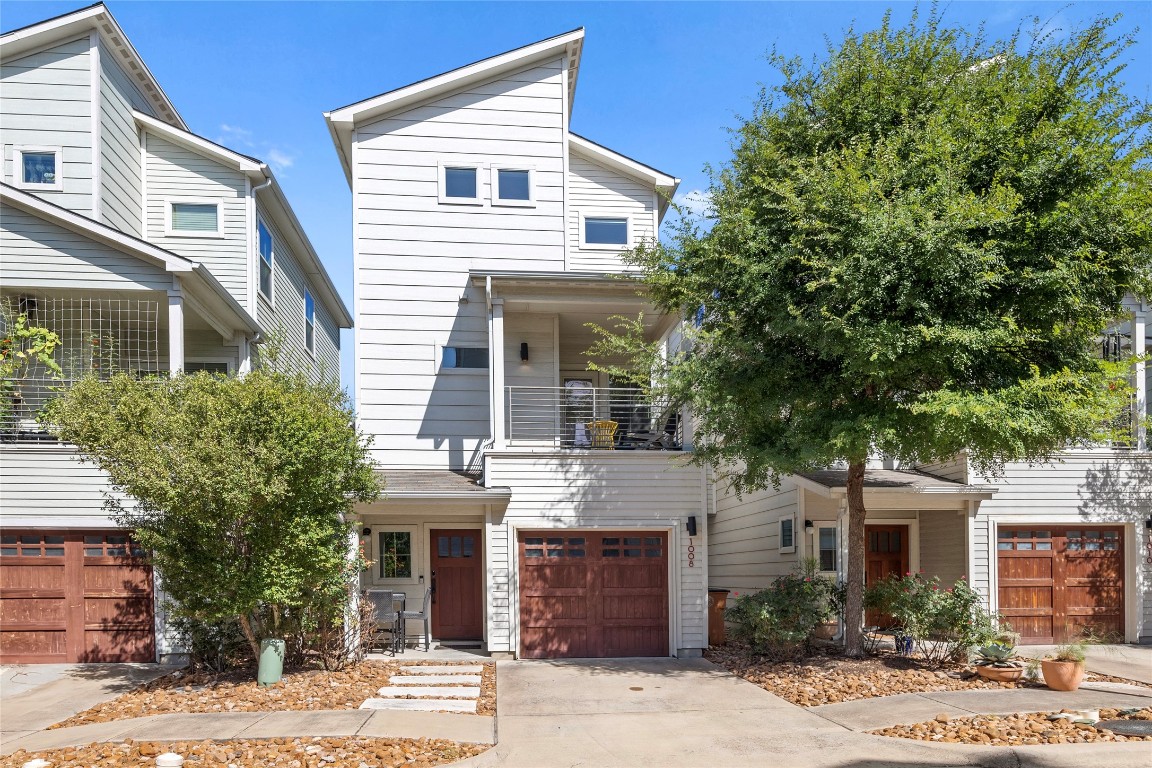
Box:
[568,134,680,192]
[0,183,192,274]
[135,111,264,177]
[325,29,584,181]
[792,474,836,498]
[255,177,354,328]
[1,4,185,129]
[186,264,263,338]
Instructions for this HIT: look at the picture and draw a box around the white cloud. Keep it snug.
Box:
[215,124,295,176]
[673,189,712,219]
[266,148,295,173]
[217,124,253,144]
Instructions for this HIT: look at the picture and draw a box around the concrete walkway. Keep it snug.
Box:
[1022,644,1152,685]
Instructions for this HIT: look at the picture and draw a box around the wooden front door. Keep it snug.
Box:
[518,530,669,658]
[864,524,909,629]
[997,526,1124,644]
[430,529,483,640]
[0,530,154,663]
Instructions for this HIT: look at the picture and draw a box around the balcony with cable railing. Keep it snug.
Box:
[505,385,684,451]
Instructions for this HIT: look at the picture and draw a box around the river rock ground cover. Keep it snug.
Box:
[870,707,1152,745]
[0,736,489,768]
[50,660,496,728]
[705,643,1148,707]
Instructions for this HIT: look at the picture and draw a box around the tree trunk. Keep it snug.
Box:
[843,460,868,657]
[237,613,261,660]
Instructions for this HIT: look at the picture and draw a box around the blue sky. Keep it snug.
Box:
[4,1,1149,393]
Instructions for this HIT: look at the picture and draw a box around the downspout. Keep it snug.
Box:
[481,276,496,485]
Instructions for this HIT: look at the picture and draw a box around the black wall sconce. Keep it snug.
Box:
[520,342,529,362]
[1145,519,1152,530]
[361,527,372,537]
[686,516,698,536]
[804,520,814,530]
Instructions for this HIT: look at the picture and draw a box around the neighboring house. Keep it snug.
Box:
[0,4,352,664]
[707,300,1151,645]
[326,30,714,659]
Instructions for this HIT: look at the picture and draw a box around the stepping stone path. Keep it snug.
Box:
[359,665,484,713]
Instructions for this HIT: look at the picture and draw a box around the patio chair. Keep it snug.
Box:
[586,419,618,449]
[364,589,403,655]
[401,587,433,651]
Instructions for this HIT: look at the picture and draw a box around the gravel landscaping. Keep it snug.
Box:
[870,707,1152,745]
[0,736,488,768]
[705,643,1149,707]
[49,661,496,729]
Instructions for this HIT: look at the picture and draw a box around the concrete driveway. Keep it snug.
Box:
[456,657,1152,768]
[0,663,171,746]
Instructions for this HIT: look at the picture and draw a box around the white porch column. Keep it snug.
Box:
[1133,308,1146,451]
[167,280,184,375]
[490,299,506,447]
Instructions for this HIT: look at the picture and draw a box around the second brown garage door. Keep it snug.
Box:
[519,530,669,659]
[997,526,1124,644]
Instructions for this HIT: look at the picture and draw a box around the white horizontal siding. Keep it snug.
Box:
[144,132,247,302]
[567,151,656,273]
[0,203,171,291]
[97,38,144,236]
[485,453,709,655]
[0,447,134,526]
[1,36,94,215]
[708,477,800,591]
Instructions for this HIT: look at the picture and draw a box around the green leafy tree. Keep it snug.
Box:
[41,370,380,663]
[593,10,1150,656]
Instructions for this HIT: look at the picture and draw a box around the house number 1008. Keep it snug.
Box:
[687,539,695,568]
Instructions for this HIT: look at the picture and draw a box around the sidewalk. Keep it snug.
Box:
[1022,644,1152,685]
[0,709,495,756]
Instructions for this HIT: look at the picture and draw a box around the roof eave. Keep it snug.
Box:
[134,111,264,176]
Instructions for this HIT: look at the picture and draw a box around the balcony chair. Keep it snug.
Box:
[401,587,433,651]
[364,589,404,655]
[586,419,618,449]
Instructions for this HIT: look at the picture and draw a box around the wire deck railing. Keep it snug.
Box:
[506,385,682,450]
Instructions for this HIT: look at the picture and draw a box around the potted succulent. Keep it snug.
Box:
[1041,642,1087,691]
[973,642,1024,683]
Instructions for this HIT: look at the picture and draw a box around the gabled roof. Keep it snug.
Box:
[135,112,354,329]
[325,28,585,185]
[568,133,680,217]
[1,183,261,338]
[1,3,185,130]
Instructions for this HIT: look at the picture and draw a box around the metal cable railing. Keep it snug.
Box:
[506,385,682,450]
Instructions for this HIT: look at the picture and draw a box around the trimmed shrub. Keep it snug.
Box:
[726,561,843,659]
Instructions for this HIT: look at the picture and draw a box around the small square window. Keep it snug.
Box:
[493,166,534,205]
[582,216,629,247]
[13,147,62,190]
[779,518,795,553]
[439,163,482,204]
[442,346,488,369]
[169,200,221,236]
[304,290,315,354]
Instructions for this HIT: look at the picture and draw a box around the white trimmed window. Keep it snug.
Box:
[438,162,482,205]
[818,526,838,572]
[580,213,631,249]
[257,220,274,302]
[304,289,315,354]
[492,165,534,206]
[167,199,222,237]
[377,529,414,580]
[779,517,795,554]
[185,360,231,374]
[12,146,62,190]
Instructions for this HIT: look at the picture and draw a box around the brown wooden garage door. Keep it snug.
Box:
[997,526,1123,644]
[519,530,669,659]
[0,531,155,663]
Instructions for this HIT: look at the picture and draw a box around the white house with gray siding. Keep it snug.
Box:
[0,4,351,664]
[326,29,713,659]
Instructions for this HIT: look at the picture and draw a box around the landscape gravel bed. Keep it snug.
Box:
[705,644,1148,707]
[870,707,1152,745]
[49,661,496,728]
[0,736,489,768]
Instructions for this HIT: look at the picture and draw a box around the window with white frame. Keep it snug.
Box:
[185,361,230,374]
[580,214,630,249]
[378,530,413,579]
[779,517,795,554]
[438,163,481,204]
[818,526,838,572]
[258,220,274,301]
[12,146,62,190]
[168,200,222,236]
[304,289,315,354]
[492,165,534,206]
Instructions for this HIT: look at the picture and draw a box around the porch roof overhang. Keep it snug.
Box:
[469,270,652,307]
[1,184,263,340]
[795,469,998,503]
[372,470,512,506]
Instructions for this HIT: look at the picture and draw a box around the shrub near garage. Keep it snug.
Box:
[865,573,1001,666]
[726,561,844,658]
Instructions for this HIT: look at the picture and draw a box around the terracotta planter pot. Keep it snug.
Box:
[812,621,838,640]
[975,665,1023,683]
[1041,659,1086,691]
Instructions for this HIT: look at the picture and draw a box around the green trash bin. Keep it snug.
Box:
[257,638,284,686]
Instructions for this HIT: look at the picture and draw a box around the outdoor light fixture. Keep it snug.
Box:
[361,527,372,537]
[520,342,529,362]
[1145,519,1152,530]
[687,516,698,536]
[804,520,814,530]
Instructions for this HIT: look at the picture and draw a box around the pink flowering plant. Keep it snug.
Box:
[864,573,1002,667]
[726,559,846,659]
